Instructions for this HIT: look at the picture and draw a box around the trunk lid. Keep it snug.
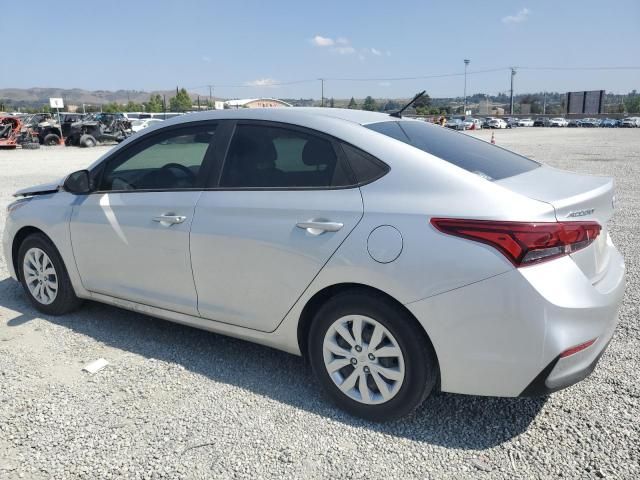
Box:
[497,166,614,281]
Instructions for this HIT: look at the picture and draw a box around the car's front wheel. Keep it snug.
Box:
[309,291,437,421]
[18,233,83,315]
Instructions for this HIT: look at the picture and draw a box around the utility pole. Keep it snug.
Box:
[463,59,470,115]
[543,91,547,115]
[319,78,324,107]
[208,85,213,110]
[510,67,517,115]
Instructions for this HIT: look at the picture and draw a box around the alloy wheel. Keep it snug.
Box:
[322,315,405,405]
[23,247,58,305]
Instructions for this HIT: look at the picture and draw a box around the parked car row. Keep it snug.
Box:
[444,115,640,130]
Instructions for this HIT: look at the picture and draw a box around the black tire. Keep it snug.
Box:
[21,142,40,150]
[43,133,61,146]
[17,233,83,315]
[79,134,97,148]
[308,290,438,421]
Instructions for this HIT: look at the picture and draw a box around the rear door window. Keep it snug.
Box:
[220,124,352,188]
[366,120,539,180]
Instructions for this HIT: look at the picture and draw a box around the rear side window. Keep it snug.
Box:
[220,124,352,188]
[366,121,539,181]
[340,143,389,185]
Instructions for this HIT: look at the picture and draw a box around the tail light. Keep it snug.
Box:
[430,218,601,267]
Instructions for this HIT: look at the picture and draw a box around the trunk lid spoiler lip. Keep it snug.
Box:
[496,165,614,223]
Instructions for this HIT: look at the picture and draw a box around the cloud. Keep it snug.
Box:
[311,35,387,58]
[201,55,212,63]
[335,46,356,55]
[378,81,391,87]
[502,8,530,24]
[245,78,278,87]
[311,35,334,47]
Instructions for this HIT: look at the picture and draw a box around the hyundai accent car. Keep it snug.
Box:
[3,108,625,421]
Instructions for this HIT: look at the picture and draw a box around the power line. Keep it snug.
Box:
[324,67,509,82]
[518,66,640,71]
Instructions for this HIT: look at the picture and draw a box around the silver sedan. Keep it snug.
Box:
[3,108,625,421]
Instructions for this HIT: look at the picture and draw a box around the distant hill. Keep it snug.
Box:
[0,87,201,108]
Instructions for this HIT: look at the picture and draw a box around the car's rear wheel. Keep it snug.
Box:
[18,233,82,315]
[308,291,437,421]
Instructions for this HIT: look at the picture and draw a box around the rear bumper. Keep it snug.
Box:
[405,242,625,397]
[520,339,610,396]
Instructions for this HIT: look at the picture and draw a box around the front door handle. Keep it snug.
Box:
[296,221,344,235]
[152,214,187,226]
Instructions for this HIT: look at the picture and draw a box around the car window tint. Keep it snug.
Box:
[100,126,215,191]
[366,120,539,181]
[220,124,352,188]
[340,143,389,184]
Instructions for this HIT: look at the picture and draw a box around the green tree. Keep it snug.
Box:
[383,100,401,111]
[412,92,431,110]
[145,94,164,112]
[169,88,192,112]
[625,93,640,113]
[347,97,357,109]
[362,96,377,111]
[102,102,121,113]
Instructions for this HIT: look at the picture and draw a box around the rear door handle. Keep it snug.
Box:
[152,214,187,226]
[296,221,344,235]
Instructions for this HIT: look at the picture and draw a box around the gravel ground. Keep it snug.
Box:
[0,129,639,479]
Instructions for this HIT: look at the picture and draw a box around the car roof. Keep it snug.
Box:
[159,107,403,128]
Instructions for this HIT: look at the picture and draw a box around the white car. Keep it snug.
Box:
[131,118,164,133]
[462,118,484,130]
[517,118,535,127]
[487,118,507,129]
[621,117,640,128]
[3,108,625,421]
[548,118,569,127]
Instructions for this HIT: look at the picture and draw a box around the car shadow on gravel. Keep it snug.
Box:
[1,277,546,449]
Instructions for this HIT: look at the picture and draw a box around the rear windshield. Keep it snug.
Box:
[366,121,539,181]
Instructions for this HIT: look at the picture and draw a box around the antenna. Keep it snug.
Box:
[390,90,426,118]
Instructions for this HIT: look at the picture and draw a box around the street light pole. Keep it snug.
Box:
[463,59,470,115]
[510,67,517,115]
[319,78,324,107]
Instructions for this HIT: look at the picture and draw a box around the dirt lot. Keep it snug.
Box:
[1,129,639,479]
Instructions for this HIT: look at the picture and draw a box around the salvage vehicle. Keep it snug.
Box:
[3,107,625,421]
[23,113,64,146]
[0,116,40,149]
[65,112,132,147]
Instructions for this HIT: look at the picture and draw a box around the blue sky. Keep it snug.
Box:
[2,0,639,99]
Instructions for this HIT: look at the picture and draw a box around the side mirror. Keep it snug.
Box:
[63,170,92,194]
